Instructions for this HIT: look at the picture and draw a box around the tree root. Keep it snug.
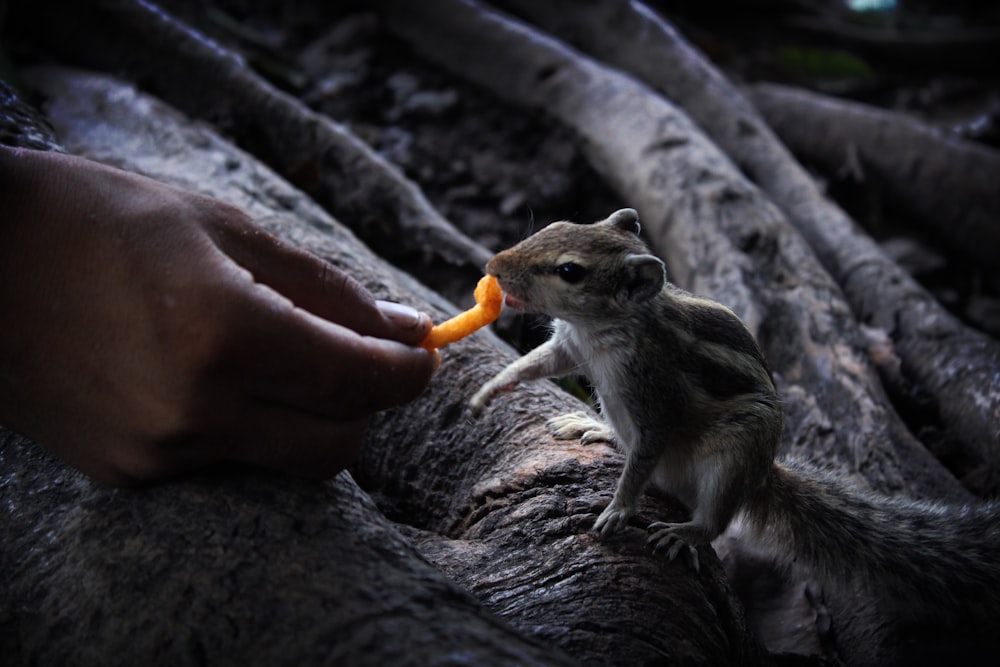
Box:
[490,0,1000,496]
[7,0,491,300]
[748,82,1000,266]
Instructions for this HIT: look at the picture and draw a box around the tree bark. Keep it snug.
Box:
[0,79,62,151]
[5,0,491,305]
[488,0,1000,496]
[2,65,765,666]
[747,82,1000,266]
[0,432,573,667]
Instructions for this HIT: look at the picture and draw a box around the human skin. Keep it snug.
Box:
[0,145,438,485]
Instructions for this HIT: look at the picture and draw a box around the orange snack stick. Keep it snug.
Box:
[421,275,502,350]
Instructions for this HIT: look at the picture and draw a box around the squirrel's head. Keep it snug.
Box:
[485,208,665,321]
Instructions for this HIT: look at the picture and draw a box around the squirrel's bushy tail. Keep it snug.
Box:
[739,459,1000,623]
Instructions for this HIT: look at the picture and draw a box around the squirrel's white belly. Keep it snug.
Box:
[561,324,640,455]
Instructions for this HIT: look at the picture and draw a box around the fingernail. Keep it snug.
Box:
[376,300,426,329]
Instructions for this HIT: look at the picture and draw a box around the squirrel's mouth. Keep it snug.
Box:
[504,293,526,310]
[490,275,536,313]
[490,275,527,310]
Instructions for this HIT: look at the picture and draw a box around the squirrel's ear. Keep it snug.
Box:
[606,208,640,235]
[622,253,665,302]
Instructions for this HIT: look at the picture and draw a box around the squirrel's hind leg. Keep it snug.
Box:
[646,521,710,571]
[647,426,768,572]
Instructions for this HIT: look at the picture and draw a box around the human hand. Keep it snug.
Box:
[0,146,437,485]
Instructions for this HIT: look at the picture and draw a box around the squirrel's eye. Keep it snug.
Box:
[555,262,587,284]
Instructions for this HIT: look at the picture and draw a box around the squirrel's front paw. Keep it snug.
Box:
[593,500,633,538]
[467,393,488,417]
[647,521,704,572]
[468,380,516,416]
[548,411,615,445]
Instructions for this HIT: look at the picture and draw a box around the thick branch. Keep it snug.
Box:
[491,0,1000,495]
[748,82,1000,265]
[2,433,584,667]
[6,0,491,301]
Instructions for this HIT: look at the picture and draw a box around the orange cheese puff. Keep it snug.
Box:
[421,275,502,350]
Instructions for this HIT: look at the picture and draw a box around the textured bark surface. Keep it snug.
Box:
[6,0,490,305]
[747,82,1000,265]
[0,80,62,151]
[491,0,1000,496]
[0,432,571,667]
[0,66,765,667]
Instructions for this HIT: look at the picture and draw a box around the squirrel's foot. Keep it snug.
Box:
[593,499,633,538]
[646,521,704,572]
[548,411,615,445]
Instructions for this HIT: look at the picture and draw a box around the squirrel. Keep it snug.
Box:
[470,208,1000,624]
